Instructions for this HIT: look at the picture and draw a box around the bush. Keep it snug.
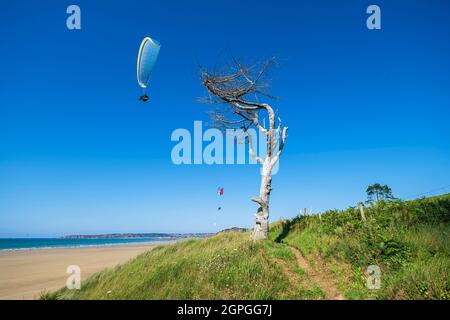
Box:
[272,194,450,300]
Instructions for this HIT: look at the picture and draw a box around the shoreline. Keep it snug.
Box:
[0,239,173,252]
[0,241,172,300]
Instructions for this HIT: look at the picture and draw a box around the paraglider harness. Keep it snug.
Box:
[139,94,149,102]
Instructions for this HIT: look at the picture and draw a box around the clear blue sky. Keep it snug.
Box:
[1,0,449,237]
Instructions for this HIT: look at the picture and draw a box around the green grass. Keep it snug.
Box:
[45,194,449,300]
[269,194,450,300]
[50,232,323,300]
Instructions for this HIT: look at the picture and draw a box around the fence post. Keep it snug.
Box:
[358,202,366,222]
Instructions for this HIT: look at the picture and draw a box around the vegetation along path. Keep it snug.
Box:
[44,194,449,300]
[290,246,345,300]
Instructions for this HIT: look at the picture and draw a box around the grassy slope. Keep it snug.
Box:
[269,194,450,300]
[45,194,449,300]
[49,232,324,300]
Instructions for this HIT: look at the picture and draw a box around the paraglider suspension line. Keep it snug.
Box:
[139,88,149,102]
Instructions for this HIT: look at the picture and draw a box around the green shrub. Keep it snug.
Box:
[273,194,450,300]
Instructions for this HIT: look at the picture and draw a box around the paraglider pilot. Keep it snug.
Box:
[139,94,149,102]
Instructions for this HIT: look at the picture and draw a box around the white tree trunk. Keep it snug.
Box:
[251,161,273,241]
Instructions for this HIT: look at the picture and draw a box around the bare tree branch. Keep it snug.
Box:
[247,133,264,165]
[271,126,288,167]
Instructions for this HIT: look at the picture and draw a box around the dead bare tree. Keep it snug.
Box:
[200,57,288,240]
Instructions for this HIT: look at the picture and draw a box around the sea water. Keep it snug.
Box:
[0,238,168,251]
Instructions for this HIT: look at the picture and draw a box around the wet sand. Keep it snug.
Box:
[0,242,169,300]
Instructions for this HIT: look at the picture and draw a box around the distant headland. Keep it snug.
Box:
[61,233,213,239]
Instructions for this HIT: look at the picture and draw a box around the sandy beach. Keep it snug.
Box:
[0,242,168,300]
